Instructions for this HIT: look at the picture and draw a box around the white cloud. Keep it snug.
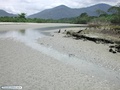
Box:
[0,0,119,15]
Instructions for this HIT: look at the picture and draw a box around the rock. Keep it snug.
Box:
[109,45,115,48]
[66,31,71,35]
[117,50,120,53]
[115,45,120,53]
[109,48,117,54]
[58,29,61,33]
[109,45,120,53]
[112,51,117,54]
[109,48,113,52]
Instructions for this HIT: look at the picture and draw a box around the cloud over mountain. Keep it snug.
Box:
[0,0,119,15]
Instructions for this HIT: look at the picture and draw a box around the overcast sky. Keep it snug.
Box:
[0,0,119,15]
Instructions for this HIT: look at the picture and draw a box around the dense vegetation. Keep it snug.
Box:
[74,3,120,25]
[0,4,120,25]
[0,13,56,23]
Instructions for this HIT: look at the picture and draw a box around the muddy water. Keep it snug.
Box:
[0,28,120,88]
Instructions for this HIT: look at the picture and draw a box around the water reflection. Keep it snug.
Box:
[0,31,9,34]
[0,29,45,42]
[19,29,25,35]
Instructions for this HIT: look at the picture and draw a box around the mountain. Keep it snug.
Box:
[0,10,16,17]
[28,3,112,19]
[29,5,76,19]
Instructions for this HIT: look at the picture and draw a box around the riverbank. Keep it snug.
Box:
[38,29,120,72]
[65,27,120,53]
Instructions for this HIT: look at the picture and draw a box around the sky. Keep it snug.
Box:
[0,0,119,15]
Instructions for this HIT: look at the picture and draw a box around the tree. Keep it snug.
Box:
[108,3,120,24]
[108,3,120,15]
[75,13,90,24]
[96,9,107,17]
[18,13,26,19]
[80,12,88,17]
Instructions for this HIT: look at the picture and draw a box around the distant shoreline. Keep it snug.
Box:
[0,22,86,31]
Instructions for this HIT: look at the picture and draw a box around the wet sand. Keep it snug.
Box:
[0,23,120,90]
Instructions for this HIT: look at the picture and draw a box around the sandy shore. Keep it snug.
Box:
[38,30,120,72]
[0,23,120,90]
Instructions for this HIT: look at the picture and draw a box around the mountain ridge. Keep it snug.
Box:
[0,10,16,17]
[0,3,112,19]
[28,3,112,19]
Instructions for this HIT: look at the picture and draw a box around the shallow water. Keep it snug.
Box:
[0,28,120,88]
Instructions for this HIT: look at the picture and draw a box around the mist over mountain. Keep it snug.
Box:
[28,3,112,19]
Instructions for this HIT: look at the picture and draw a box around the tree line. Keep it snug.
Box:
[74,3,120,25]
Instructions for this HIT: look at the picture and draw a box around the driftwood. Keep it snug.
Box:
[66,31,114,44]
[66,30,120,53]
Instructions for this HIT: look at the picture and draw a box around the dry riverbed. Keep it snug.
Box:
[0,23,120,90]
[38,29,120,72]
